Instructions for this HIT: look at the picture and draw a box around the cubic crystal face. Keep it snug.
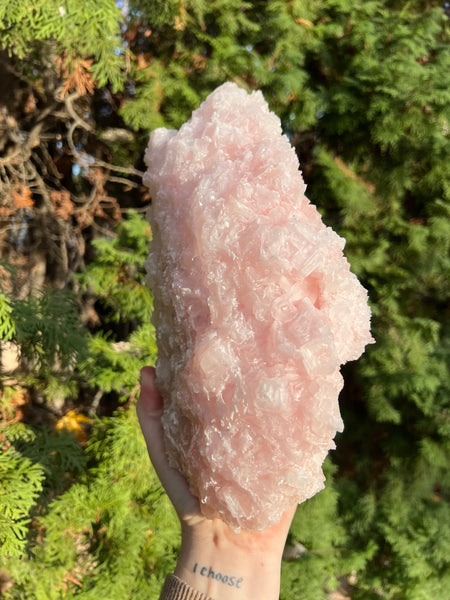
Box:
[144,82,373,531]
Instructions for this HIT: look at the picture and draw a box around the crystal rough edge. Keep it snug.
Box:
[143,82,374,531]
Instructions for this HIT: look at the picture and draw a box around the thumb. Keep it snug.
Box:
[138,366,163,415]
[136,366,167,467]
[136,366,200,518]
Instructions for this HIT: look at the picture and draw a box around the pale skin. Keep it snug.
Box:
[137,366,297,600]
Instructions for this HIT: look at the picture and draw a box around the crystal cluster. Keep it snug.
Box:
[143,82,373,531]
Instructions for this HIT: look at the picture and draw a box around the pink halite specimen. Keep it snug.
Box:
[144,82,373,531]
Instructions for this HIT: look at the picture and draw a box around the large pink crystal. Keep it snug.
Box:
[144,82,373,531]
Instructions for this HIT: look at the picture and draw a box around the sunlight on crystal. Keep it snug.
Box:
[144,83,373,531]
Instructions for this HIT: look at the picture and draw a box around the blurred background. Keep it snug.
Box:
[0,1,449,598]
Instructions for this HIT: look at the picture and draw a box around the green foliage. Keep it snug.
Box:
[2,407,179,600]
[0,209,165,597]
[0,0,125,89]
[1,289,88,400]
[79,210,157,398]
[281,460,350,599]
[0,210,159,593]
[80,210,153,323]
[0,294,15,341]
[0,448,44,558]
[0,276,89,399]
[4,423,86,493]
[82,322,156,398]
[0,416,85,560]
[13,290,88,376]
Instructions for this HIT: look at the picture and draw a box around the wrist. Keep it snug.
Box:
[174,517,285,600]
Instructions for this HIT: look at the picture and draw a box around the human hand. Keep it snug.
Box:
[137,366,296,600]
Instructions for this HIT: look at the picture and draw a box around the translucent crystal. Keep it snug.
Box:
[143,82,374,531]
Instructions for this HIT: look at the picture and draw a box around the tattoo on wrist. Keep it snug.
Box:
[193,563,243,588]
